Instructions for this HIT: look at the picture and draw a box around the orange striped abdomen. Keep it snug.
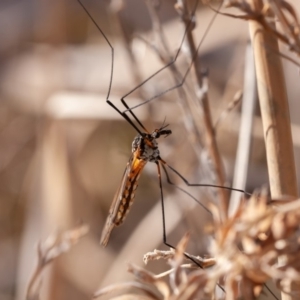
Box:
[114,159,146,226]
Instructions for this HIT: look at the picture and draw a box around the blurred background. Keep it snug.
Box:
[1,0,300,299]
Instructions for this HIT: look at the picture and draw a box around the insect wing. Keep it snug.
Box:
[100,152,146,246]
[100,167,128,247]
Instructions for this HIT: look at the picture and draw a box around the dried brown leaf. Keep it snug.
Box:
[93,282,162,300]
[144,249,175,265]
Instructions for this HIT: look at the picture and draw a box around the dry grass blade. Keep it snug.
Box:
[128,264,170,299]
[26,224,89,300]
[93,281,163,300]
[214,90,243,131]
[93,264,167,300]
[168,233,190,295]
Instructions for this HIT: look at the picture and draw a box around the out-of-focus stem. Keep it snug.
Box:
[176,0,228,221]
[249,0,298,299]
[229,43,256,217]
[145,0,204,153]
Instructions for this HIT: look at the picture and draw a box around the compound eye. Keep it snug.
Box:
[151,130,159,138]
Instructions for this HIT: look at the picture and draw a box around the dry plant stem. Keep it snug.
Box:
[249,0,298,299]
[223,0,300,55]
[249,0,298,209]
[177,0,228,221]
[26,256,43,300]
[229,43,256,217]
[26,225,88,300]
[269,0,300,52]
[145,0,204,155]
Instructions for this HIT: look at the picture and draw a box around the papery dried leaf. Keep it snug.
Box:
[286,210,299,229]
[172,233,190,266]
[271,213,286,239]
[26,277,42,300]
[242,235,260,254]
[224,274,239,300]
[193,255,216,269]
[245,266,269,284]
[109,295,157,300]
[63,224,89,242]
[128,263,157,284]
[127,264,170,299]
[169,233,190,294]
[275,239,287,251]
[253,283,263,297]
[268,195,297,206]
[275,198,300,212]
[144,249,175,265]
[93,282,162,300]
[172,271,208,300]
[256,214,273,234]
[257,232,268,241]
[281,0,300,26]
[240,276,258,299]
[154,264,197,280]
[41,224,89,264]
[284,267,300,281]
[241,191,269,225]
[26,225,89,300]
[208,202,223,227]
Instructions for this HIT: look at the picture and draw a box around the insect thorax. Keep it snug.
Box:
[132,133,160,162]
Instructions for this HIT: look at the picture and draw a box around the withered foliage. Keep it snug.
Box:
[218,0,300,57]
[207,191,300,298]
[94,192,300,299]
[26,224,89,300]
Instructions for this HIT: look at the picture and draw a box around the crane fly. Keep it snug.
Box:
[77,0,251,252]
[100,126,171,246]
[75,2,283,299]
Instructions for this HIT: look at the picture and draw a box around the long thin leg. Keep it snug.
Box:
[115,0,202,133]
[78,0,200,135]
[121,99,149,133]
[155,161,205,268]
[122,1,223,114]
[106,100,143,135]
[77,0,113,102]
[119,0,200,110]
[77,0,145,135]
[165,162,252,197]
[160,162,279,299]
[156,161,167,244]
[160,163,211,214]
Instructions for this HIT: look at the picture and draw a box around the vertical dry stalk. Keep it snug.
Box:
[145,0,205,156]
[176,0,228,221]
[249,0,298,298]
[229,43,256,217]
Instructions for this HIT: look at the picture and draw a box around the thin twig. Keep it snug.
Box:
[144,0,204,156]
[176,0,229,221]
